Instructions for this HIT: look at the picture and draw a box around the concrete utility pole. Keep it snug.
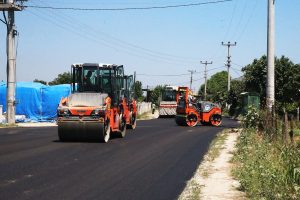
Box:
[267,0,275,111]
[0,0,23,124]
[222,41,237,92]
[188,70,196,91]
[200,61,213,100]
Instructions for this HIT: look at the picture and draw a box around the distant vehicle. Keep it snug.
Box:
[57,63,137,143]
[175,87,222,127]
[158,86,178,117]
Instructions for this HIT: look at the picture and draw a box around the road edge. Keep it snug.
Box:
[178,128,246,200]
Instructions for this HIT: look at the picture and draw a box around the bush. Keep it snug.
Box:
[233,129,300,199]
[243,106,260,128]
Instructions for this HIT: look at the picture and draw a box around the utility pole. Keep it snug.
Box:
[222,41,237,92]
[188,70,196,91]
[0,1,24,124]
[267,0,275,111]
[200,61,212,100]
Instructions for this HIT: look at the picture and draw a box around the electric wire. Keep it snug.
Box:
[222,0,238,42]
[236,0,259,41]
[137,73,190,77]
[27,9,196,66]
[230,0,248,40]
[25,0,234,11]
[25,0,213,62]
[27,1,199,65]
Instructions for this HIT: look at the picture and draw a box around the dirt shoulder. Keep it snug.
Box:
[178,129,246,200]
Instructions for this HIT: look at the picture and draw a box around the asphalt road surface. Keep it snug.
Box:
[0,118,238,200]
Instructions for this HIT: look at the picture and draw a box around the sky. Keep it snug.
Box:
[0,0,299,92]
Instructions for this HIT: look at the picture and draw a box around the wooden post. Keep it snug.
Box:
[289,117,294,145]
[282,109,289,144]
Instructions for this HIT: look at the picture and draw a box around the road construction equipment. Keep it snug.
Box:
[57,63,137,142]
[175,87,222,127]
[158,86,178,117]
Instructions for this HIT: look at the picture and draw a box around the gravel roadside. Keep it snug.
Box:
[178,129,246,200]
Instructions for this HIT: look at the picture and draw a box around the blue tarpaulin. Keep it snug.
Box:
[0,82,71,121]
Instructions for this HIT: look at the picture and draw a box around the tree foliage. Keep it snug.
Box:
[48,72,71,85]
[133,81,143,102]
[227,79,245,115]
[242,55,300,111]
[149,85,166,106]
[33,79,47,85]
[198,71,228,104]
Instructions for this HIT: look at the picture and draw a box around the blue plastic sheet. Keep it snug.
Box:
[0,82,71,121]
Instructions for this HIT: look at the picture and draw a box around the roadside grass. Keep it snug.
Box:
[0,123,17,128]
[137,111,157,120]
[137,112,151,120]
[232,128,300,199]
[206,130,228,162]
[199,130,228,178]
[178,180,202,200]
[178,129,230,200]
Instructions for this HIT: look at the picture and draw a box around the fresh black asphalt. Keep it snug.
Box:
[0,118,238,200]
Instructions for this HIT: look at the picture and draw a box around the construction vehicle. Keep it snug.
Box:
[158,86,178,117]
[175,87,222,127]
[57,63,137,143]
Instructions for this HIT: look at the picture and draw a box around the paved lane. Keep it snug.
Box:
[0,118,238,200]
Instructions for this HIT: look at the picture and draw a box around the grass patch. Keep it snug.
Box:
[205,130,228,162]
[232,128,300,199]
[0,123,17,128]
[178,180,202,200]
[137,111,153,120]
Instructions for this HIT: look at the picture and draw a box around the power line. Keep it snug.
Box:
[236,0,259,41]
[26,2,199,65]
[137,73,189,77]
[206,66,224,72]
[27,9,196,65]
[25,0,233,11]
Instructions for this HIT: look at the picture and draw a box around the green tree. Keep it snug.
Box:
[149,85,166,106]
[33,79,47,85]
[133,81,143,102]
[227,79,245,116]
[242,55,300,111]
[198,71,228,104]
[242,55,267,106]
[48,72,71,85]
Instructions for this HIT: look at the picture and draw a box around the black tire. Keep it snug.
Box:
[175,116,187,126]
[127,111,136,130]
[118,114,127,138]
[102,120,111,143]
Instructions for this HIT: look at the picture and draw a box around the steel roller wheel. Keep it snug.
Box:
[186,113,198,127]
[57,120,110,142]
[210,114,222,127]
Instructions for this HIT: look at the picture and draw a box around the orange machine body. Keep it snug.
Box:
[175,87,222,127]
[57,63,137,143]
